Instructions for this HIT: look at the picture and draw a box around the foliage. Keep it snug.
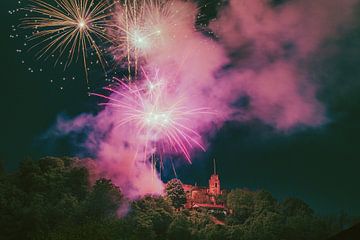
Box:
[83,178,123,220]
[0,157,122,240]
[227,189,255,224]
[165,178,187,209]
[167,212,191,240]
[0,157,354,240]
[127,195,174,239]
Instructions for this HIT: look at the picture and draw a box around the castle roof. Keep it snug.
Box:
[191,203,225,210]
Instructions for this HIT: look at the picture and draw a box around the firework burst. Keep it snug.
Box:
[91,70,213,163]
[112,0,189,79]
[21,0,117,80]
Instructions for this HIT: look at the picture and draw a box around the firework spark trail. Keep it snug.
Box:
[111,0,187,78]
[91,71,213,163]
[21,0,117,80]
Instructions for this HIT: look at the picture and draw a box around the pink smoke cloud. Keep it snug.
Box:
[50,0,358,198]
[54,109,164,198]
[207,0,358,129]
[212,0,357,57]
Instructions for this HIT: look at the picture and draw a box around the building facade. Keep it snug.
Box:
[182,159,225,210]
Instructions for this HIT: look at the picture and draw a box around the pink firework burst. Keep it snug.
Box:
[92,70,213,163]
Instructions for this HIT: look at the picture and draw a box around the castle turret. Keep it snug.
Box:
[208,159,221,196]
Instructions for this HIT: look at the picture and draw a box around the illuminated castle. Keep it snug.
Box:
[182,159,225,210]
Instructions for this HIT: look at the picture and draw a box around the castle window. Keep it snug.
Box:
[215,183,217,187]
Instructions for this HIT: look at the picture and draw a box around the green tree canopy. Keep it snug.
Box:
[281,197,314,217]
[128,195,173,239]
[165,178,187,209]
[167,212,191,240]
[83,178,123,220]
[0,157,351,240]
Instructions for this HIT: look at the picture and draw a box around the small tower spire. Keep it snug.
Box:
[209,158,220,196]
[213,158,216,175]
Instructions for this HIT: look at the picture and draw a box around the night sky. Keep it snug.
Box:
[1,0,360,216]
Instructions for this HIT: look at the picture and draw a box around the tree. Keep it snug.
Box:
[198,224,226,240]
[165,179,187,209]
[128,195,173,239]
[243,211,284,240]
[0,177,26,240]
[226,225,246,240]
[281,197,314,217]
[0,157,351,240]
[227,189,255,223]
[167,212,191,240]
[84,178,123,220]
[189,208,212,235]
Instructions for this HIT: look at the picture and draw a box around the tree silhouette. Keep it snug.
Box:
[165,178,187,209]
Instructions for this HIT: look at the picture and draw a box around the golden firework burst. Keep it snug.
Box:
[21,0,117,80]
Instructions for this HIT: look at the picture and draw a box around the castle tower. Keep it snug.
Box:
[208,159,221,196]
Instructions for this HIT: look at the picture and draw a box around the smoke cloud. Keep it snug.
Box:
[209,0,357,129]
[49,0,358,198]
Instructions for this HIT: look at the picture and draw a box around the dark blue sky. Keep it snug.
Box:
[1,0,360,216]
